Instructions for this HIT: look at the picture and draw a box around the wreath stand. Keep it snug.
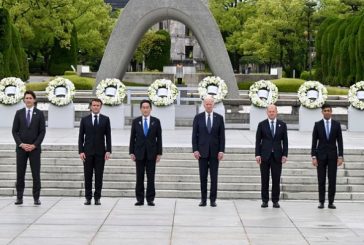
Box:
[101,104,125,129]
[348,105,364,131]
[299,106,322,131]
[0,102,23,128]
[48,103,74,128]
[152,104,175,130]
[249,105,266,130]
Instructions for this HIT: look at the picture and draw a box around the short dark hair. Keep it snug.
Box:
[140,99,152,108]
[321,103,332,110]
[91,98,103,105]
[24,90,36,100]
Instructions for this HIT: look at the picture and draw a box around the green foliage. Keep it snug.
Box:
[238,78,348,94]
[48,26,78,76]
[0,8,29,80]
[300,70,316,80]
[26,75,95,91]
[64,71,77,76]
[135,30,171,71]
[316,12,364,86]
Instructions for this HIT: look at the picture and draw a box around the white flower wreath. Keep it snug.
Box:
[96,78,126,106]
[198,76,228,103]
[348,81,364,110]
[0,77,26,105]
[46,77,75,106]
[148,79,179,106]
[248,80,278,108]
[298,81,328,109]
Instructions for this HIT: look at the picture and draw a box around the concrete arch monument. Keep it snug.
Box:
[96,0,239,99]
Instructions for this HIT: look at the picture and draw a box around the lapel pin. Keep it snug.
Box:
[139,121,141,125]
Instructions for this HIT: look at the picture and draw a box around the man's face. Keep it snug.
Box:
[140,102,152,117]
[23,94,35,108]
[267,106,277,120]
[322,107,332,120]
[204,99,214,113]
[91,101,102,114]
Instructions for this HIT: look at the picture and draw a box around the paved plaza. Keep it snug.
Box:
[0,197,363,245]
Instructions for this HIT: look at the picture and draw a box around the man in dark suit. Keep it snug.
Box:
[311,103,343,209]
[129,100,162,206]
[12,90,46,205]
[255,104,288,208]
[192,96,225,207]
[79,98,111,205]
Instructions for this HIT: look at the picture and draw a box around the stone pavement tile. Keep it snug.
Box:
[173,199,242,227]
[104,198,175,226]
[93,225,171,245]
[278,202,347,228]
[234,200,294,228]
[0,224,28,240]
[329,202,364,230]
[0,239,12,245]
[299,228,363,244]
[171,226,249,245]
[245,227,308,245]
[35,197,117,225]
[17,224,99,239]
[0,198,12,209]
[10,237,90,245]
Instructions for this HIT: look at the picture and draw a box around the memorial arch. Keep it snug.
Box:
[96,0,239,99]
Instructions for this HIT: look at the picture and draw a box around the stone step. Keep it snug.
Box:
[1,157,363,169]
[0,165,354,177]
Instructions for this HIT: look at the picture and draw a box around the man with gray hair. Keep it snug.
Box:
[255,104,288,208]
[192,96,225,207]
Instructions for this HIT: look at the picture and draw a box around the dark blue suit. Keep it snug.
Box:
[311,119,343,204]
[255,119,288,203]
[192,112,225,203]
[78,114,111,200]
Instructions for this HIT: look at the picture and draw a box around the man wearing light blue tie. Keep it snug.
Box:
[129,100,162,206]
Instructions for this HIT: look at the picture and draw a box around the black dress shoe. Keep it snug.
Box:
[84,199,91,205]
[147,201,155,206]
[261,202,268,208]
[328,203,336,209]
[210,201,217,207]
[34,199,41,205]
[318,202,324,209]
[199,201,207,207]
[95,199,101,205]
[135,201,144,206]
[14,198,23,205]
[273,202,280,208]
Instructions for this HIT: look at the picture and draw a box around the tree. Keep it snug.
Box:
[0,8,28,80]
[0,0,115,73]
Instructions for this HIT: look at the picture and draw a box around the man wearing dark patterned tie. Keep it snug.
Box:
[192,96,225,207]
[129,100,162,206]
[12,90,46,205]
[79,98,112,205]
[255,104,288,208]
[311,103,344,209]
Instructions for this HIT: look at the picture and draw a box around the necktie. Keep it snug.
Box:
[94,115,98,127]
[207,113,212,133]
[26,110,31,127]
[325,120,330,140]
[270,120,275,137]
[144,118,148,136]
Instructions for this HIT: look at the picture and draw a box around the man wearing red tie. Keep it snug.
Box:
[129,100,162,206]
[12,90,46,205]
[311,103,344,209]
[192,96,225,207]
[255,104,288,208]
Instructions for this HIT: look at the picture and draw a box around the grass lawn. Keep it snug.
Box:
[238,78,348,95]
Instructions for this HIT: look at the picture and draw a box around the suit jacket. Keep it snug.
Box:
[78,114,112,156]
[129,116,162,161]
[12,107,46,152]
[255,119,288,162]
[311,119,343,160]
[192,112,225,158]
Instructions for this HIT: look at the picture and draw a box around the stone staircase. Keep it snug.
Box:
[0,144,363,200]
